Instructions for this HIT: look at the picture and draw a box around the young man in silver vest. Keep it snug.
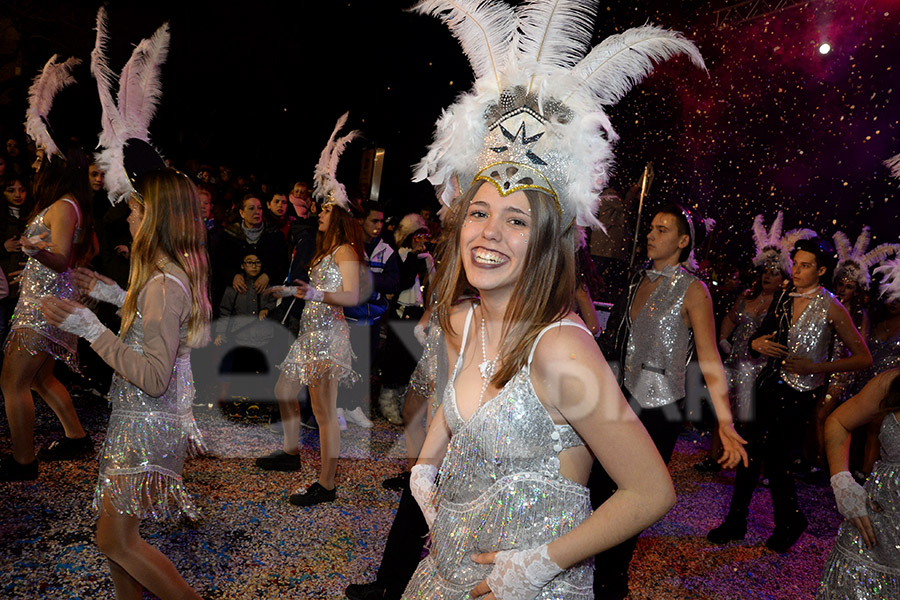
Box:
[708,236,871,552]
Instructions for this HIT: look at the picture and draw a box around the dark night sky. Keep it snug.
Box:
[3,0,899,268]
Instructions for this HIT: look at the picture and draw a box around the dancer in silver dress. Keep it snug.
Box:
[267,113,366,507]
[44,167,211,600]
[403,1,708,596]
[0,55,96,481]
[818,367,900,599]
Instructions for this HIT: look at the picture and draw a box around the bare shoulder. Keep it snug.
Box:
[445,299,475,350]
[686,278,712,301]
[530,313,605,376]
[334,244,359,262]
[46,196,78,221]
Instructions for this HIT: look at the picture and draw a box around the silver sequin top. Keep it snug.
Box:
[782,287,834,391]
[624,267,697,408]
[403,308,593,599]
[725,296,768,421]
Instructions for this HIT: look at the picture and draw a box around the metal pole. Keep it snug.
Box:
[627,163,652,272]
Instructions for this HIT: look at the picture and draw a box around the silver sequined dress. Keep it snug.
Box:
[279,251,359,386]
[403,309,593,600]
[408,311,443,403]
[724,296,768,421]
[93,273,204,520]
[6,200,83,370]
[817,411,900,599]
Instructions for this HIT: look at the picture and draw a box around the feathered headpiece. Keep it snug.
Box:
[886,153,900,180]
[832,226,900,290]
[91,7,169,204]
[313,112,360,212]
[751,212,817,275]
[874,258,900,304]
[24,55,81,161]
[411,0,706,232]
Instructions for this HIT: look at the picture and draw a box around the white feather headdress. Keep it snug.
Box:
[91,7,169,204]
[832,226,900,290]
[411,0,706,232]
[313,112,361,212]
[875,258,900,304]
[751,212,817,275]
[24,55,81,161]
[886,153,900,180]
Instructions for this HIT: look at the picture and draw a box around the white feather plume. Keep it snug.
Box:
[751,214,768,253]
[833,225,900,288]
[885,153,900,180]
[313,112,360,212]
[410,0,515,91]
[751,211,815,274]
[875,258,900,303]
[565,25,706,107]
[24,55,81,160]
[91,8,170,204]
[832,231,852,262]
[515,0,598,75]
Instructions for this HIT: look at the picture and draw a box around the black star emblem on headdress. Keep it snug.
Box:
[490,121,547,166]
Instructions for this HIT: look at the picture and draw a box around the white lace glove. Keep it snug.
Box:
[718,338,733,356]
[304,287,325,302]
[410,463,438,528]
[57,306,108,343]
[90,280,127,307]
[485,544,563,600]
[414,323,427,346]
[831,471,868,519]
[269,285,300,298]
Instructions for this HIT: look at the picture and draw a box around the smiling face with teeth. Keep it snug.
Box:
[461,183,532,301]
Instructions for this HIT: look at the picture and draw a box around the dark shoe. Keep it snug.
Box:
[707,516,747,544]
[381,471,410,491]
[300,413,318,430]
[37,435,94,461]
[0,455,38,481]
[345,581,388,600]
[255,450,302,472]
[693,456,722,473]
[765,514,808,553]
[289,482,336,506]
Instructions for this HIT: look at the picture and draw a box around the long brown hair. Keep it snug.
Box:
[28,143,94,266]
[311,203,365,266]
[434,180,577,386]
[121,170,211,347]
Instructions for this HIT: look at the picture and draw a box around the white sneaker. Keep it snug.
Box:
[336,408,348,431]
[345,406,374,429]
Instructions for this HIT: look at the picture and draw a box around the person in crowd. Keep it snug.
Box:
[708,237,872,553]
[43,168,210,600]
[266,190,295,244]
[0,174,32,337]
[0,143,95,481]
[816,367,900,599]
[595,203,748,598]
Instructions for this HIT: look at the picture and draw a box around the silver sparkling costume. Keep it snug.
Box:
[93,273,204,520]
[724,296,768,421]
[6,200,83,370]
[408,311,443,405]
[817,411,900,599]
[781,287,834,392]
[623,266,697,408]
[279,251,358,386]
[403,309,593,600]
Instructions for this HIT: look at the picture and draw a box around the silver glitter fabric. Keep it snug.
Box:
[5,204,83,370]
[403,315,592,600]
[724,297,768,421]
[278,253,359,386]
[408,311,443,402]
[816,412,900,599]
[93,275,204,521]
[782,288,834,391]
[623,267,697,409]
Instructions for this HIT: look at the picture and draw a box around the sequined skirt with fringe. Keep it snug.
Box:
[278,301,358,387]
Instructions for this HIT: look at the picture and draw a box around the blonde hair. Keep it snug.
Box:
[434,180,576,386]
[121,170,212,347]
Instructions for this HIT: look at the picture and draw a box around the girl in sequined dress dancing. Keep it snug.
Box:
[43,169,211,599]
[0,144,95,481]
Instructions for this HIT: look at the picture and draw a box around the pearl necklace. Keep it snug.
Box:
[478,311,499,405]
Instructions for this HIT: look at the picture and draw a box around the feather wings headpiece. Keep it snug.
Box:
[24,55,81,161]
[91,7,170,204]
[313,112,361,212]
[411,0,705,232]
[832,226,900,290]
[750,211,816,275]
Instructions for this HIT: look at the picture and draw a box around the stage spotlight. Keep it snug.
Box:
[819,43,831,55]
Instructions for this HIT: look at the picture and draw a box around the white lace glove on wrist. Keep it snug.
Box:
[485,544,564,600]
[831,471,868,519]
[410,463,438,528]
[90,280,127,307]
[414,323,427,346]
[304,287,325,302]
[718,338,732,356]
[270,286,299,298]
[58,306,108,343]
